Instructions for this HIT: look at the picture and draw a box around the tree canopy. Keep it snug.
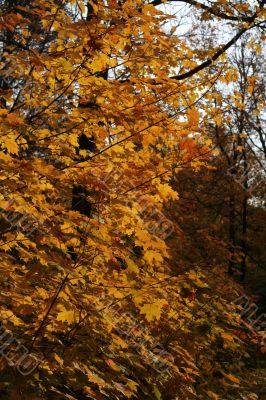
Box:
[0,0,265,399]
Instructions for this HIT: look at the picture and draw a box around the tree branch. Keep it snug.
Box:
[150,0,256,22]
[170,27,251,81]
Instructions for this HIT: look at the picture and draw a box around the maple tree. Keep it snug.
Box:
[0,0,265,399]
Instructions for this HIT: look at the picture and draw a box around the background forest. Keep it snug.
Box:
[0,0,265,399]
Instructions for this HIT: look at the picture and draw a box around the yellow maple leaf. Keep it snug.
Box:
[68,134,79,147]
[112,335,128,349]
[223,373,240,384]
[125,257,139,273]
[187,107,200,127]
[126,379,138,393]
[87,370,107,388]
[2,136,19,155]
[140,299,168,322]
[54,353,64,366]
[103,356,121,371]
[6,113,24,125]
[221,332,235,342]
[144,250,163,264]
[56,309,75,324]
[0,309,23,326]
